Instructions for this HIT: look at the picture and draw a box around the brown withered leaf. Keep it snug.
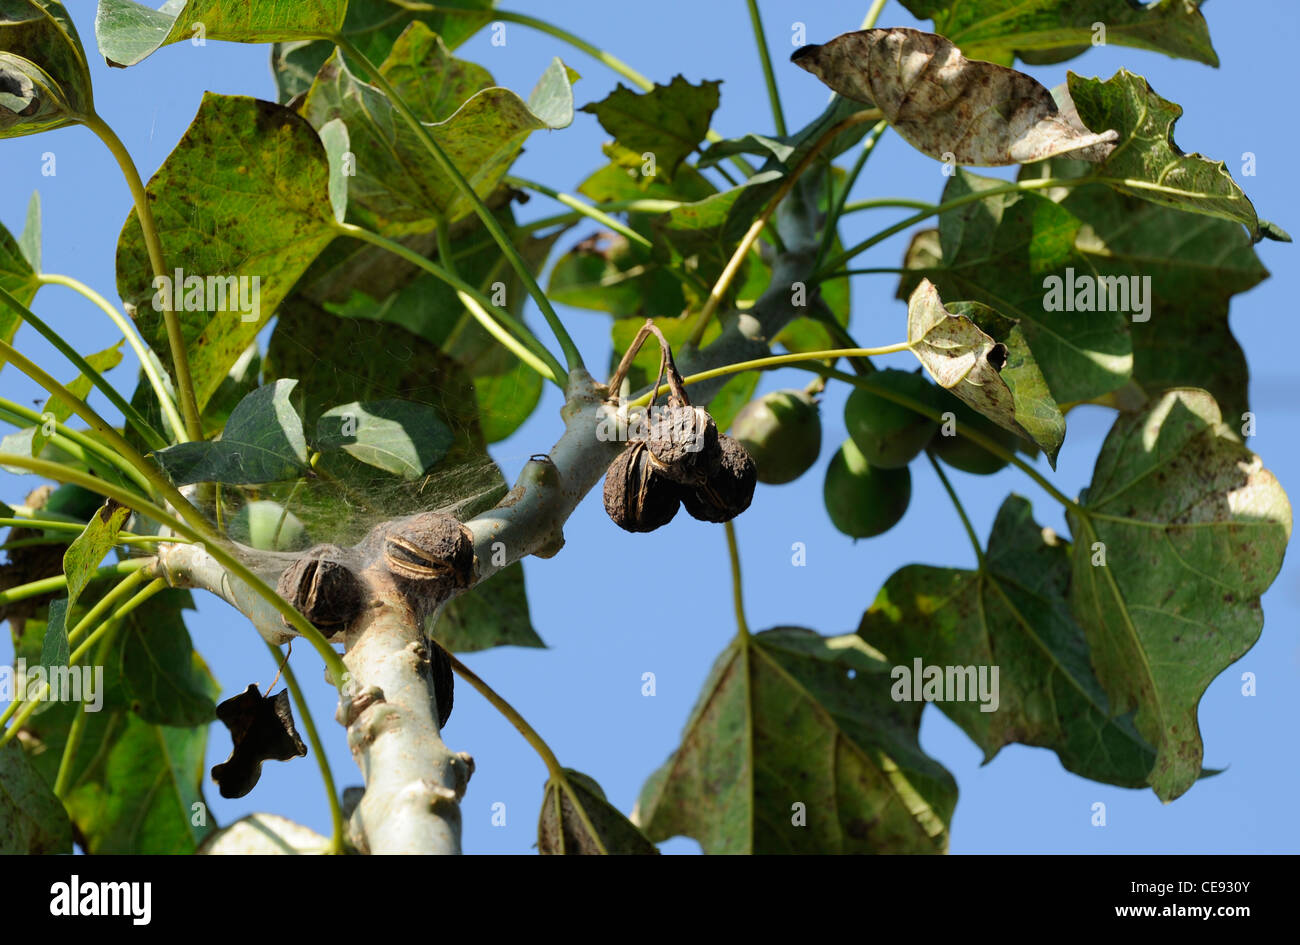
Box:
[210,685,307,799]
[791,28,1116,166]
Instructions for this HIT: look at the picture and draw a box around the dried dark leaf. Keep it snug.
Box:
[211,685,307,799]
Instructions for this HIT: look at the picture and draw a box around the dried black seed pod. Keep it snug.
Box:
[646,400,721,486]
[383,512,476,598]
[276,544,362,637]
[682,435,757,523]
[431,641,454,730]
[603,442,682,533]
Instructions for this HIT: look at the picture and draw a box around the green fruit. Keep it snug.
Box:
[844,369,939,469]
[823,439,911,538]
[928,398,1019,475]
[230,500,308,551]
[732,389,821,484]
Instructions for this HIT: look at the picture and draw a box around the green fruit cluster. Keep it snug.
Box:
[823,369,1018,539]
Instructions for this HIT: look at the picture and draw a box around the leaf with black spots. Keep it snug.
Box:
[62,499,129,606]
[0,741,72,853]
[906,280,1065,464]
[1067,390,1291,800]
[792,29,1116,166]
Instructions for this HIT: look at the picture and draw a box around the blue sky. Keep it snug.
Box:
[2,1,1297,854]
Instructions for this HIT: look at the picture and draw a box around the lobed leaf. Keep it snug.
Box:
[637,627,956,854]
[1067,389,1291,800]
[860,495,1162,788]
[579,75,720,182]
[898,168,1133,405]
[1066,71,1261,238]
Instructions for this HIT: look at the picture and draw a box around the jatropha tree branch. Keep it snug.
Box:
[148,234,822,853]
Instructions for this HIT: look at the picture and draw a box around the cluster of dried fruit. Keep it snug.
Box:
[602,323,756,533]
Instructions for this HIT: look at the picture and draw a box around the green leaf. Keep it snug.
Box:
[263,300,508,541]
[0,0,93,138]
[1043,175,1268,420]
[318,117,350,225]
[546,232,662,317]
[0,202,41,359]
[93,0,347,68]
[899,0,1217,67]
[38,596,68,668]
[1067,389,1291,801]
[860,495,1161,788]
[18,189,40,271]
[13,604,218,853]
[1067,70,1260,238]
[32,341,123,454]
[118,588,215,727]
[271,0,496,103]
[898,168,1132,405]
[579,76,720,182]
[792,29,1117,166]
[151,379,309,486]
[115,94,338,410]
[433,562,543,652]
[906,281,1065,463]
[62,499,129,606]
[63,711,214,853]
[539,769,658,855]
[637,627,956,854]
[316,399,454,480]
[578,141,718,205]
[296,209,556,444]
[0,741,72,853]
[653,171,782,286]
[299,25,573,235]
